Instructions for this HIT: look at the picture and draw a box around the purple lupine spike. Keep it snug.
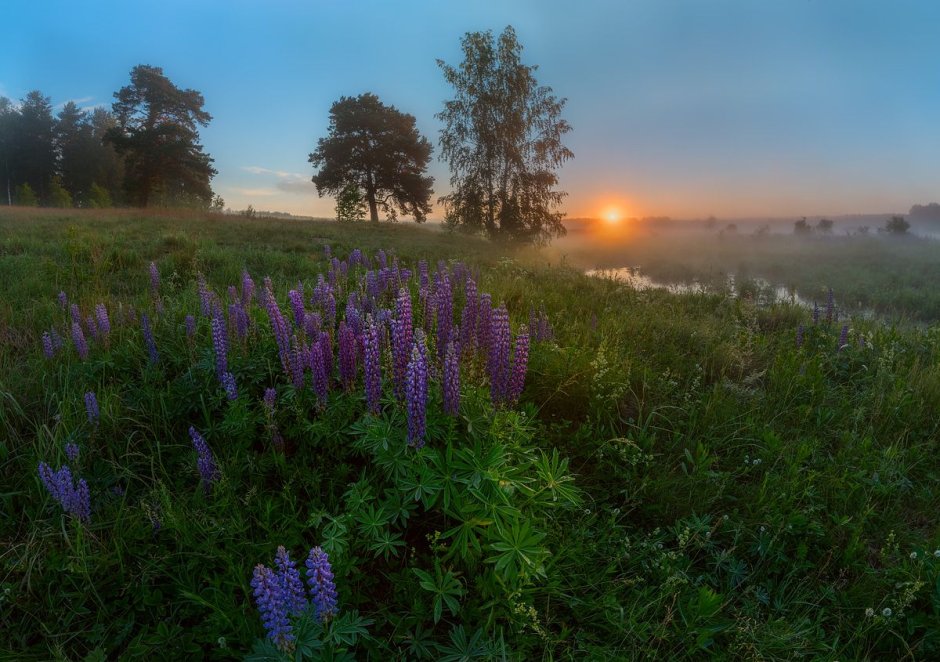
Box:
[345,292,363,337]
[392,288,413,399]
[538,306,553,341]
[838,324,849,351]
[149,261,160,296]
[263,387,277,413]
[825,288,834,323]
[363,319,381,415]
[459,277,477,351]
[418,260,429,291]
[141,314,158,363]
[211,313,228,380]
[70,303,81,325]
[812,302,820,325]
[406,332,429,447]
[264,288,292,373]
[242,270,255,308]
[488,305,512,406]
[305,546,338,622]
[38,462,91,522]
[796,324,804,348]
[304,312,322,339]
[288,289,306,329]
[309,341,328,404]
[84,315,98,342]
[185,314,196,339]
[65,442,80,462]
[222,371,238,400]
[319,331,333,380]
[42,332,55,358]
[443,340,460,416]
[189,426,219,492]
[435,271,453,358]
[197,273,212,317]
[376,249,387,269]
[349,248,363,268]
[84,391,100,425]
[71,321,89,360]
[227,285,238,302]
[251,564,295,653]
[50,328,64,351]
[57,291,68,309]
[274,546,308,616]
[476,293,492,353]
[95,304,110,338]
[230,302,250,340]
[508,325,529,404]
[338,321,357,389]
[288,334,306,390]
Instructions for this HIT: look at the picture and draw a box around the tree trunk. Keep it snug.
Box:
[366,172,379,222]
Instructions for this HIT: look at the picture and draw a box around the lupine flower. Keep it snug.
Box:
[65,442,80,462]
[838,324,849,351]
[141,314,159,363]
[406,332,429,447]
[309,341,329,404]
[288,334,306,390]
[304,311,321,339]
[264,288,292,373]
[149,261,160,295]
[391,288,413,399]
[211,313,228,380]
[318,331,333,380]
[459,278,477,351]
[488,305,511,405]
[185,314,196,339]
[508,325,529,404]
[197,273,212,317]
[435,271,453,357]
[85,315,99,342]
[70,303,81,325]
[476,293,492,352]
[230,302,250,340]
[306,546,338,622]
[274,546,308,616]
[796,324,804,348]
[338,321,357,389]
[71,321,89,360]
[443,340,460,416]
[363,319,381,414]
[95,304,110,338]
[38,462,90,522]
[251,564,294,653]
[50,328,65,351]
[42,332,55,358]
[57,291,68,309]
[263,387,277,413]
[288,289,306,329]
[189,426,219,492]
[84,391,100,425]
[242,270,256,308]
[222,371,238,400]
[812,302,820,325]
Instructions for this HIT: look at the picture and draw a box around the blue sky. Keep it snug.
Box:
[4,0,940,218]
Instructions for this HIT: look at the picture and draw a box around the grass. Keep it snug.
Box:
[2,207,940,660]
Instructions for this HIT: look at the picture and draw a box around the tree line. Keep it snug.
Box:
[0,65,220,210]
[2,26,572,244]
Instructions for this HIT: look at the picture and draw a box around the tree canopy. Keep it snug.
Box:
[437,26,573,244]
[309,93,434,223]
[107,65,216,207]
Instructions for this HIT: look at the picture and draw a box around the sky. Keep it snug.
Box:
[4,0,940,219]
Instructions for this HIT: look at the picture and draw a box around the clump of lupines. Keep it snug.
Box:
[508,325,529,404]
[251,564,294,653]
[306,546,338,622]
[141,314,158,363]
[406,331,429,447]
[443,340,460,416]
[84,391,100,425]
[189,426,219,492]
[94,303,111,338]
[363,319,382,414]
[38,462,90,522]
[71,321,88,360]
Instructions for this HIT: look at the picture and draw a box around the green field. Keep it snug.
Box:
[2,208,940,660]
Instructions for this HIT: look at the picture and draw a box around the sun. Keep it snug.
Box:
[603,207,622,224]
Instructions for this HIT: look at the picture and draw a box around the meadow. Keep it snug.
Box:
[2,208,940,660]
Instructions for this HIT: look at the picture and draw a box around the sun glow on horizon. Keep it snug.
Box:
[602,206,624,224]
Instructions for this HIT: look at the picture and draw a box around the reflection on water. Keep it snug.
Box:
[585,266,827,312]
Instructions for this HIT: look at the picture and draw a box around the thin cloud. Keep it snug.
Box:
[55,96,94,109]
[228,187,278,197]
[242,165,317,195]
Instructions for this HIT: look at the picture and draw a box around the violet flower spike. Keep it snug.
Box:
[251,564,295,653]
[274,546,308,616]
[305,546,338,622]
[363,319,381,415]
[84,391,100,425]
[71,321,89,360]
[443,340,460,416]
[405,332,429,447]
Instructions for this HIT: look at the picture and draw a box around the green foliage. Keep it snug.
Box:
[47,176,73,207]
[14,182,39,206]
[87,183,113,209]
[885,215,910,235]
[334,183,365,222]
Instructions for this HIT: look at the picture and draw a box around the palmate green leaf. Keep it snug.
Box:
[412,562,466,623]
[321,516,350,557]
[441,511,492,562]
[527,449,581,507]
[324,610,374,647]
[368,528,405,559]
[435,625,493,661]
[398,464,444,508]
[244,638,288,662]
[485,519,549,584]
[354,502,390,538]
